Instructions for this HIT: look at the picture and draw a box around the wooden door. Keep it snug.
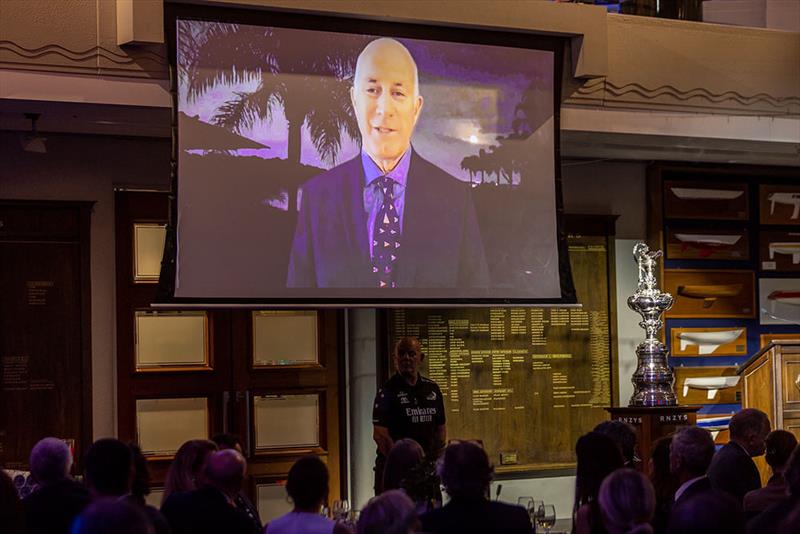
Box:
[0,201,92,471]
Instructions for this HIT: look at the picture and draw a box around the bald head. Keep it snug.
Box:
[352,38,424,173]
[354,38,419,99]
[205,449,246,495]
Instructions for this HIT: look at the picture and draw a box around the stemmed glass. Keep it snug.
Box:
[517,496,534,510]
[332,499,350,521]
[531,500,544,530]
[537,504,556,534]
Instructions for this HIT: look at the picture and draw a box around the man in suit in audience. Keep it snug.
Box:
[83,438,171,534]
[161,449,257,534]
[420,440,531,534]
[667,426,743,534]
[708,408,771,504]
[286,37,489,291]
[23,437,89,534]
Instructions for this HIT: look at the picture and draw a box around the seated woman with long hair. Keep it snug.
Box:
[598,469,655,534]
[161,439,218,504]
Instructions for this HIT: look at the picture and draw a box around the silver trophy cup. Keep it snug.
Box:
[627,242,677,406]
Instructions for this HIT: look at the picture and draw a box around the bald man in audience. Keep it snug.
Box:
[708,408,771,504]
[287,37,489,290]
[161,449,257,534]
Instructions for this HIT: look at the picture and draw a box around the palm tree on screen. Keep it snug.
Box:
[178,21,368,209]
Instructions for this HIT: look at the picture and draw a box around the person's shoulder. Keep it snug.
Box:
[383,373,405,391]
[301,156,361,195]
[410,151,467,187]
[419,375,443,391]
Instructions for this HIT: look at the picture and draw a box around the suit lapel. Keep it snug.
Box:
[397,151,432,287]
[342,158,371,280]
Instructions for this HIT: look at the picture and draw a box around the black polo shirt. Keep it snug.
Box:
[373,373,446,457]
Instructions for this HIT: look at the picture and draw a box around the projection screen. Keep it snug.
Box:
[169,10,573,305]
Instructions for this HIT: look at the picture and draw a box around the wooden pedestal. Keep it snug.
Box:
[606,406,700,471]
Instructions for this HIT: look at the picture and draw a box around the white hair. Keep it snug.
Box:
[30,437,72,484]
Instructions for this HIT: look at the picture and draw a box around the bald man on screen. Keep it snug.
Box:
[286,38,489,290]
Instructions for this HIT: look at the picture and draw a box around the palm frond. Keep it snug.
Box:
[305,77,359,165]
[183,22,278,103]
[211,75,286,132]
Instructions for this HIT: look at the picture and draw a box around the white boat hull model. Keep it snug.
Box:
[678,329,744,355]
[672,188,744,201]
[768,192,800,220]
[674,234,741,246]
[769,242,800,264]
[682,376,740,400]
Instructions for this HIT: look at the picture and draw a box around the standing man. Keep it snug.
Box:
[372,336,446,493]
[287,37,489,290]
[708,408,771,504]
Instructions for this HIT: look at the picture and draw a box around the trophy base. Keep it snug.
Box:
[606,405,700,471]
[629,387,677,407]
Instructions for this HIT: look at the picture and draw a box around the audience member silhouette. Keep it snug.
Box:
[161,449,257,534]
[357,489,419,534]
[83,439,171,534]
[708,408,770,504]
[594,420,638,468]
[598,468,655,534]
[265,455,351,534]
[382,438,425,493]
[573,431,625,534]
[211,434,261,533]
[23,437,89,534]
[743,430,796,517]
[648,435,677,534]
[667,426,743,534]
[420,440,531,534]
[1,469,24,534]
[161,439,217,504]
[70,499,154,534]
[747,443,800,534]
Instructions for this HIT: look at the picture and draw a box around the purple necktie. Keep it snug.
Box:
[372,176,401,288]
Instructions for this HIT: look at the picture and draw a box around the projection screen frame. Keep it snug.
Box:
[159,3,576,307]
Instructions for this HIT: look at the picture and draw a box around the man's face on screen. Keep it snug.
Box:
[352,39,423,171]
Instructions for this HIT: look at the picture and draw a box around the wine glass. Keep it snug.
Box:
[530,500,544,530]
[517,496,534,510]
[537,504,556,534]
[332,499,350,521]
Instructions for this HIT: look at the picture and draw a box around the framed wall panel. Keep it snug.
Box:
[670,327,747,357]
[674,366,740,404]
[760,184,800,225]
[664,181,748,221]
[256,481,293,522]
[252,311,318,367]
[759,278,800,325]
[760,333,800,348]
[666,227,749,261]
[135,311,210,370]
[135,397,209,456]
[133,223,166,282]
[253,393,320,451]
[759,231,800,272]
[664,269,755,318]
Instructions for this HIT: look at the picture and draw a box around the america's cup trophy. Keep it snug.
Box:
[627,242,677,406]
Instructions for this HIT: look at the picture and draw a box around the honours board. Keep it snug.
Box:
[386,218,616,474]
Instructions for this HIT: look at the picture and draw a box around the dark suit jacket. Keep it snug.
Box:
[287,152,490,290]
[667,476,743,534]
[708,442,762,504]
[746,494,798,534]
[161,487,257,534]
[23,478,89,534]
[420,497,532,534]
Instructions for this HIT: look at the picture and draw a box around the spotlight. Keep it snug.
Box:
[20,113,47,154]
